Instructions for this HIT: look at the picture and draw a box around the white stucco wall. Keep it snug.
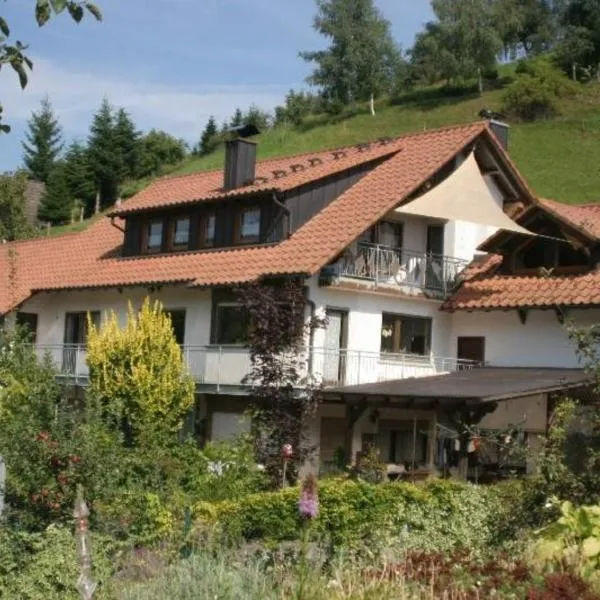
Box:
[20,286,213,347]
[308,277,452,358]
[450,308,600,368]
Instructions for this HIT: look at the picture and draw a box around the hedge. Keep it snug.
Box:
[195,478,541,554]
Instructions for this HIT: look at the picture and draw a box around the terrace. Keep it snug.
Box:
[320,242,469,297]
[35,344,480,392]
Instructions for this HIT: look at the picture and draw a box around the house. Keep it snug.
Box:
[0,121,596,476]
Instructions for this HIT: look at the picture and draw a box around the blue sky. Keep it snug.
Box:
[0,1,433,171]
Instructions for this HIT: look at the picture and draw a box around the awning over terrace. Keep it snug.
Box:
[327,367,589,407]
[395,152,534,237]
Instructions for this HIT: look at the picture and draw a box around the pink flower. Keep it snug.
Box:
[298,474,319,519]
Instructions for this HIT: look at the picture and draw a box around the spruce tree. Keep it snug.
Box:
[114,108,141,179]
[38,162,74,224]
[300,0,401,110]
[198,115,218,156]
[64,141,95,211]
[230,108,243,127]
[22,97,64,183]
[87,98,120,211]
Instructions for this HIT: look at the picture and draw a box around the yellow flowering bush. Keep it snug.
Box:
[86,298,195,445]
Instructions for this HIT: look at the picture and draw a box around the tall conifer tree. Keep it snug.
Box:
[87,98,120,211]
[38,162,74,224]
[22,97,63,183]
[198,115,218,156]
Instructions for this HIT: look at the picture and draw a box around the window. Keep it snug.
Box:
[457,337,485,363]
[201,212,216,247]
[64,311,100,345]
[378,221,403,248]
[213,303,249,345]
[166,310,186,345]
[16,312,38,342]
[380,313,431,355]
[171,217,190,249]
[144,220,163,253]
[236,206,260,244]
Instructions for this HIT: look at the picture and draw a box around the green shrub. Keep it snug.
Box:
[503,58,578,121]
[0,525,119,599]
[197,478,537,556]
[533,500,600,590]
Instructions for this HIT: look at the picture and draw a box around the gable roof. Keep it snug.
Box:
[1,121,509,315]
[444,199,600,312]
[109,140,403,217]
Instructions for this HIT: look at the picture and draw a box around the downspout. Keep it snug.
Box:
[306,293,317,376]
[110,217,125,233]
[271,191,292,239]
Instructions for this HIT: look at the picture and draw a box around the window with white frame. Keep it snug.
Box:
[380,313,431,356]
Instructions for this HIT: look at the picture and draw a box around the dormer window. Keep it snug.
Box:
[236,206,260,244]
[144,220,163,254]
[171,217,190,250]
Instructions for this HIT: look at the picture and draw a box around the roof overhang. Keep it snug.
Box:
[325,367,590,407]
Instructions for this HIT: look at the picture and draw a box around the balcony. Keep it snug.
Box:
[35,344,480,392]
[320,242,469,297]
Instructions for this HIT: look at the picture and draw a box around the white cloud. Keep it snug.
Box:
[1,56,292,151]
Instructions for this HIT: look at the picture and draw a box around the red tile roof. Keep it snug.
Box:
[444,199,600,312]
[443,264,600,311]
[539,198,600,240]
[110,140,403,217]
[0,121,495,314]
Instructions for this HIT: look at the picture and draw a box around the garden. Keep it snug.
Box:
[1,296,600,599]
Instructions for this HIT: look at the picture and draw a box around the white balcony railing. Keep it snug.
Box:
[321,242,470,297]
[34,344,481,391]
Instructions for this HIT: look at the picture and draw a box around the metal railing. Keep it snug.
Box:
[34,344,481,390]
[322,242,469,296]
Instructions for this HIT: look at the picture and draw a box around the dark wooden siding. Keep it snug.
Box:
[120,159,380,256]
[283,158,385,234]
[123,217,142,256]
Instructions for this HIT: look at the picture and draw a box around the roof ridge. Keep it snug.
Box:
[0,230,83,249]
[148,120,487,187]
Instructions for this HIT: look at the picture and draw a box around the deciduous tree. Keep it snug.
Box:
[300,0,401,112]
[21,97,63,183]
[0,171,32,241]
[236,279,324,483]
[412,0,502,93]
[555,0,600,78]
[138,129,187,176]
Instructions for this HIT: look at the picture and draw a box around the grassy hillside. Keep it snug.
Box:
[40,78,600,239]
[172,81,600,205]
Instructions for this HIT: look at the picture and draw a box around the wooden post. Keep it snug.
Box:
[411,415,417,481]
[73,486,96,600]
[428,412,437,471]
